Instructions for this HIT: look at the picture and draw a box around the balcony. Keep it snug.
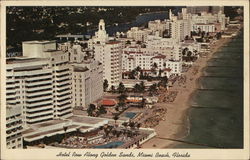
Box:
[57,101,71,107]
[56,68,70,73]
[57,106,72,112]
[26,85,52,92]
[56,78,71,83]
[26,114,53,123]
[26,109,53,117]
[56,82,70,88]
[25,78,52,86]
[25,82,52,89]
[56,73,70,78]
[26,89,52,96]
[57,97,71,103]
[26,74,52,81]
[27,104,53,112]
[58,111,72,117]
[57,92,71,98]
[6,94,16,99]
[26,99,53,107]
[26,95,53,103]
[57,87,71,93]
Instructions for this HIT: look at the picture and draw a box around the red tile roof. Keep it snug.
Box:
[124,51,143,55]
[102,99,117,106]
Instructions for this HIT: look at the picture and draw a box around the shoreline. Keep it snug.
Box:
[141,37,234,149]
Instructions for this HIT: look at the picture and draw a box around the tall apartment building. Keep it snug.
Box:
[6,41,73,126]
[56,40,104,109]
[6,105,23,149]
[126,27,151,42]
[145,35,181,61]
[189,8,227,32]
[148,20,170,37]
[94,41,122,87]
[6,57,55,126]
[72,60,103,110]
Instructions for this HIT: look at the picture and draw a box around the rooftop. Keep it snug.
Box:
[67,115,107,124]
[6,57,48,64]
[101,99,117,106]
[73,66,89,72]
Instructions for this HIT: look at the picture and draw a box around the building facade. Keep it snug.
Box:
[6,105,23,149]
[72,60,103,110]
[94,41,122,87]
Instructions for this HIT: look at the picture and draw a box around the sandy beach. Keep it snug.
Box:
[141,37,233,148]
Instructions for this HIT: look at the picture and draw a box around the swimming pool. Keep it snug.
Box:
[124,112,137,119]
[93,141,124,148]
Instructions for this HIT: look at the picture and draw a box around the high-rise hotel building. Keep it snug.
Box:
[89,19,122,87]
[6,41,73,127]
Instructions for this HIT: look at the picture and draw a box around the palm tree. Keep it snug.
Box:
[151,63,158,75]
[136,123,141,129]
[141,98,146,108]
[149,83,157,96]
[117,82,126,94]
[182,47,188,56]
[130,69,136,79]
[135,66,141,72]
[111,85,116,93]
[133,83,141,93]
[118,94,127,101]
[87,103,96,116]
[129,121,135,130]
[126,40,131,44]
[99,105,107,114]
[103,79,109,92]
[63,126,68,139]
[122,122,128,129]
[113,115,119,125]
[139,81,145,93]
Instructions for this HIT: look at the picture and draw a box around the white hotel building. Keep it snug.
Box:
[89,19,122,87]
[94,41,122,87]
[72,60,103,110]
[126,27,152,42]
[122,50,182,76]
[6,41,73,127]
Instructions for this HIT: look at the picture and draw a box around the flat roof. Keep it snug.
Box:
[68,115,106,124]
[23,119,68,135]
[35,119,68,128]
[25,125,79,139]
[6,57,48,64]
[73,66,89,72]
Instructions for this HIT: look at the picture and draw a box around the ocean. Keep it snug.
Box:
[175,31,244,148]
